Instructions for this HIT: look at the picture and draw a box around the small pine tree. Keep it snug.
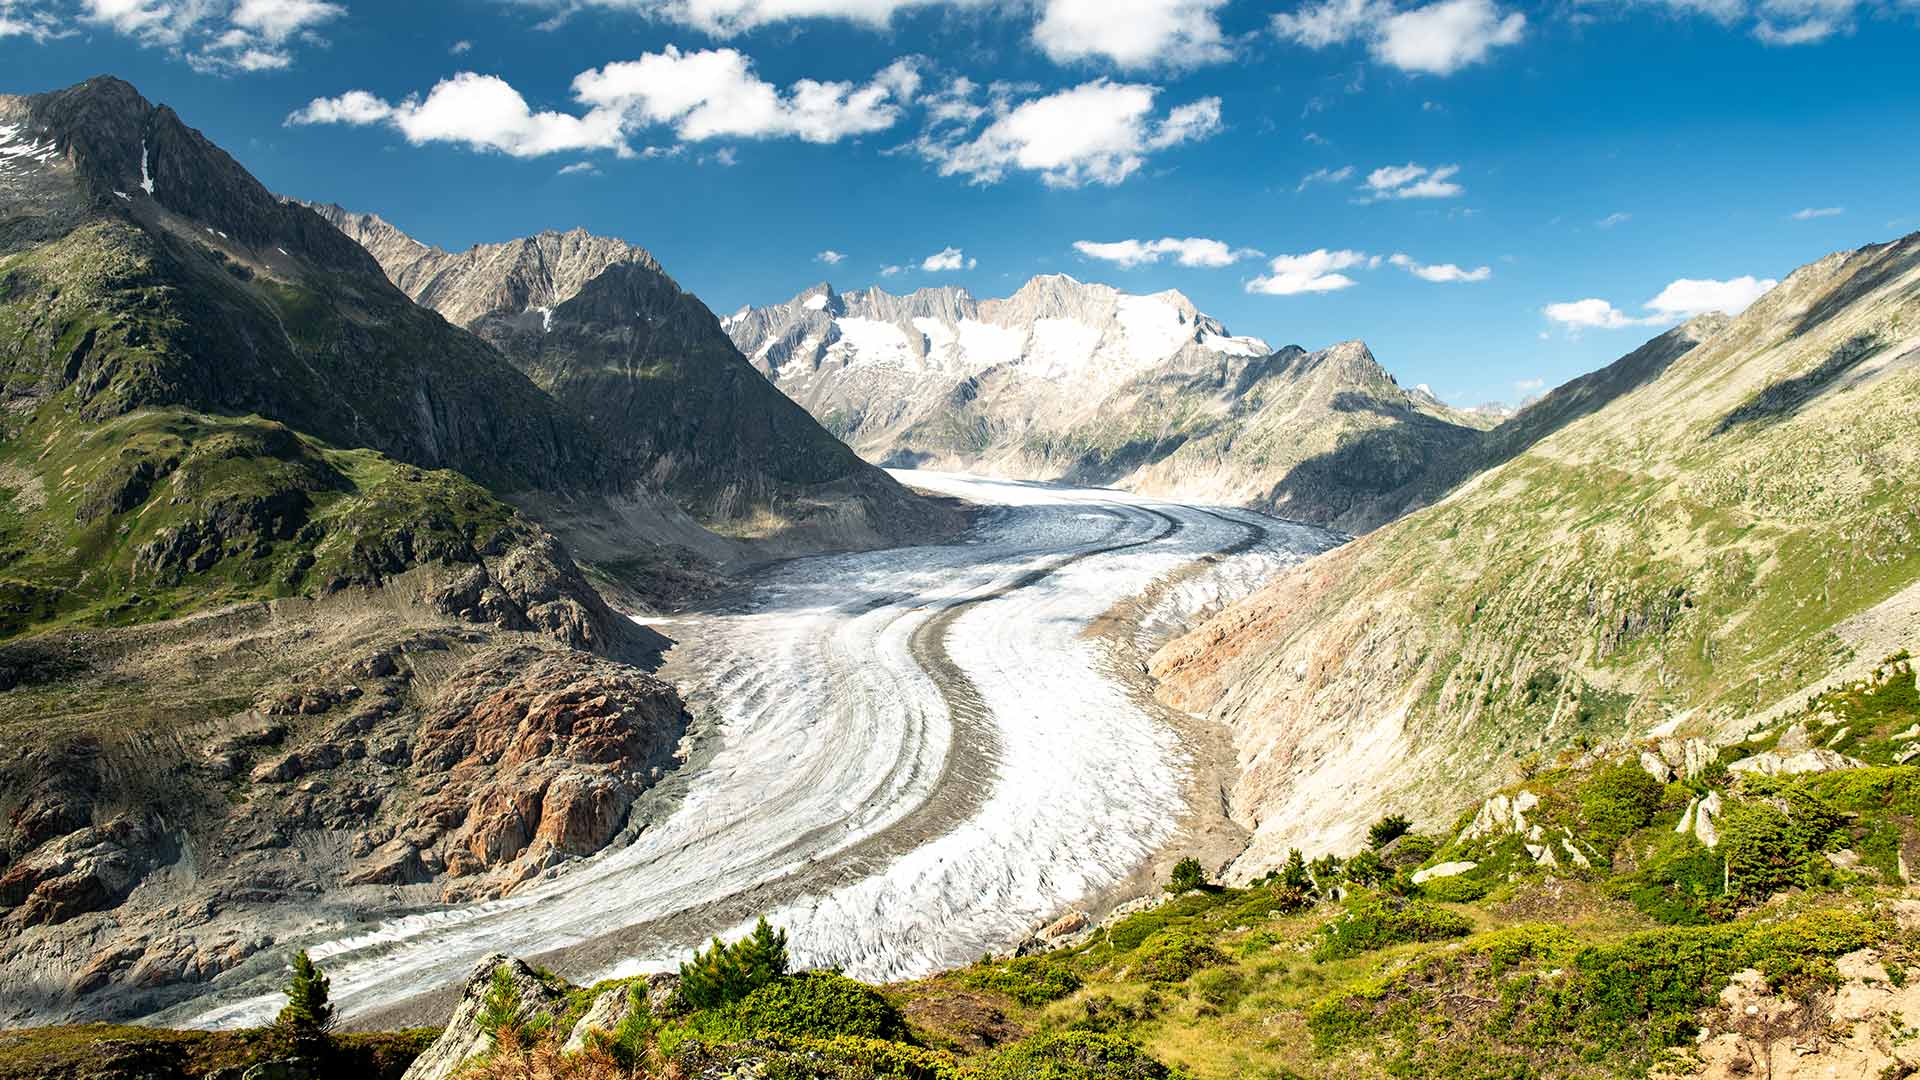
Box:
[1367,814,1412,850]
[1166,857,1206,894]
[677,916,792,1010]
[1309,854,1343,893]
[1281,848,1311,891]
[276,951,334,1049]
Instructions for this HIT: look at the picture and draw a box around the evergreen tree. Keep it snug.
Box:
[1166,857,1206,893]
[1281,848,1311,891]
[1368,814,1412,850]
[677,916,791,1010]
[276,950,334,1049]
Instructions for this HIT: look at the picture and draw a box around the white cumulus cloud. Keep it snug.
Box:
[1389,252,1490,282]
[1544,274,1777,330]
[290,50,922,157]
[912,78,1221,188]
[921,246,976,272]
[1072,236,1260,268]
[1273,0,1525,75]
[816,249,847,264]
[1032,0,1233,69]
[1246,249,1376,295]
[1645,275,1776,318]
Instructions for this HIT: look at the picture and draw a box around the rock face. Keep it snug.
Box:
[1669,949,1920,1080]
[1726,747,1866,777]
[1152,228,1920,873]
[0,624,688,1025]
[726,278,1491,532]
[401,955,570,1080]
[378,645,687,900]
[314,206,955,556]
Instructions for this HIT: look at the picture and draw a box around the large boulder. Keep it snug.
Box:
[1727,748,1863,777]
[1676,790,1724,849]
[401,954,569,1080]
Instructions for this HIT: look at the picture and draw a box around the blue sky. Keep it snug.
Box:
[4,0,1916,406]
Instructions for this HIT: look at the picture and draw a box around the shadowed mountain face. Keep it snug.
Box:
[727,279,1502,532]
[314,207,953,554]
[1152,230,1920,874]
[1,77,600,496]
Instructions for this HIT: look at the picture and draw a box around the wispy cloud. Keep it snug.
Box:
[1389,252,1490,282]
[1360,161,1464,201]
[1246,248,1377,295]
[1296,164,1354,192]
[1073,236,1261,268]
[1790,206,1843,220]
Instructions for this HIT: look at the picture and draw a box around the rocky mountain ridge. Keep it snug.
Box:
[728,277,1490,531]
[313,207,954,566]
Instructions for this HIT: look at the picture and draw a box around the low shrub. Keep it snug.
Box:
[1578,762,1663,858]
[1132,931,1226,983]
[1605,833,1731,925]
[977,1031,1188,1080]
[727,971,908,1042]
[772,1034,969,1080]
[958,955,1083,1006]
[1418,873,1493,903]
[1309,908,1879,1075]
[1311,895,1472,962]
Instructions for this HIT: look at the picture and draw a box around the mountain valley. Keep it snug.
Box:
[2,59,1919,1080]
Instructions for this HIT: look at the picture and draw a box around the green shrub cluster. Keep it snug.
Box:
[1605,833,1730,925]
[958,955,1084,1005]
[771,1034,969,1080]
[976,1031,1188,1080]
[1311,894,1473,962]
[1309,909,1877,1075]
[1132,931,1226,983]
[1577,762,1663,858]
[725,971,909,1042]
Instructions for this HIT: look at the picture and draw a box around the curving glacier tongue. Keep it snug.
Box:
[173,472,1337,1028]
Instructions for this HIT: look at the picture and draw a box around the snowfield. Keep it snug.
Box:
[176,472,1338,1028]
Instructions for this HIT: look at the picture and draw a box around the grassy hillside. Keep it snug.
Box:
[1153,231,1920,868]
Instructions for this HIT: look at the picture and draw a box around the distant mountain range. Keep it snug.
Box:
[727,279,1504,532]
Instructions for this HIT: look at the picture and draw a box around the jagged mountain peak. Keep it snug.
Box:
[3,77,378,272]
[312,203,666,326]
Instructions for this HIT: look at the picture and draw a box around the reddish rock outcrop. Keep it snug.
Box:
[346,644,685,899]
